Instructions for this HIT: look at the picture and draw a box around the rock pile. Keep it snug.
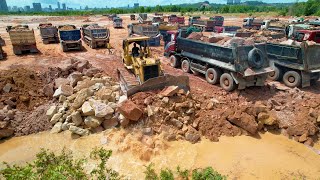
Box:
[47,61,122,137]
[0,107,14,139]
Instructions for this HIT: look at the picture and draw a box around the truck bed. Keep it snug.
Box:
[266,43,320,72]
[9,30,36,45]
[129,23,159,37]
[40,27,58,38]
[59,30,81,41]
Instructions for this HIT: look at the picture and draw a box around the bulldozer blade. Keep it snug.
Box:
[126,74,190,97]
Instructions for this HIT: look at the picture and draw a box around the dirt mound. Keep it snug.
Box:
[0,68,50,111]
[11,104,53,136]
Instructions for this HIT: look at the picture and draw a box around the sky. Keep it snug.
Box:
[6,0,300,8]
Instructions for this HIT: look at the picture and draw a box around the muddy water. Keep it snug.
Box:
[1,131,320,179]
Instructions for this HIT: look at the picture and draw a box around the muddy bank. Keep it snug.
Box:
[0,130,319,179]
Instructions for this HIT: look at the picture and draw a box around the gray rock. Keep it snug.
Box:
[107,102,118,109]
[142,127,153,135]
[54,78,70,89]
[69,125,89,136]
[68,72,83,87]
[170,118,183,129]
[84,116,103,128]
[51,122,63,134]
[185,131,200,144]
[71,111,83,126]
[50,113,62,124]
[2,83,13,93]
[61,122,69,131]
[92,101,114,118]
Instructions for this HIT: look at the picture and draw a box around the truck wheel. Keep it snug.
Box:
[169,55,180,68]
[220,73,236,91]
[268,66,282,81]
[248,48,264,69]
[181,59,191,73]
[283,71,301,88]
[205,68,221,85]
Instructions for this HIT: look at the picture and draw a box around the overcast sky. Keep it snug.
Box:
[6,0,301,8]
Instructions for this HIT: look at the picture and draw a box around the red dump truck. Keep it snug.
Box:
[168,15,185,25]
[293,29,320,43]
[243,17,263,30]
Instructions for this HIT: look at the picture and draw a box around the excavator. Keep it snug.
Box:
[118,36,190,97]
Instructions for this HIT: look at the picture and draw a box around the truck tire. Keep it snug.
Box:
[169,55,180,68]
[181,59,191,73]
[268,66,282,81]
[220,73,236,91]
[205,68,221,85]
[283,71,301,88]
[248,48,264,69]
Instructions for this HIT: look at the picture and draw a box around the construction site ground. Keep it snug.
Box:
[0,15,320,179]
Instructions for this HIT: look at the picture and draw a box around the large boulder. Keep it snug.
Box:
[71,111,83,126]
[68,72,83,87]
[50,122,63,134]
[81,101,95,116]
[102,117,118,129]
[227,111,258,135]
[53,85,73,98]
[50,113,63,124]
[54,78,70,89]
[73,88,91,109]
[69,125,89,136]
[92,101,114,118]
[46,105,58,120]
[84,116,103,128]
[118,100,143,121]
[159,86,179,97]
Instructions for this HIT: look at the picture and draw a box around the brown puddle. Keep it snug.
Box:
[0,130,320,179]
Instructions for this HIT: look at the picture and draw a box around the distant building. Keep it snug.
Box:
[49,5,52,11]
[227,0,234,4]
[62,3,66,10]
[0,0,8,12]
[24,5,31,12]
[134,3,139,8]
[234,0,241,4]
[32,3,42,12]
[57,2,60,10]
[11,6,18,12]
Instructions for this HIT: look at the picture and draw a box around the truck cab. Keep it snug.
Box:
[293,30,320,43]
[243,17,262,30]
[209,16,224,27]
[113,17,123,28]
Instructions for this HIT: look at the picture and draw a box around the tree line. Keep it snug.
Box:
[0,1,318,17]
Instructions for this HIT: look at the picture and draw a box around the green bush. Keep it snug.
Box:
[0,148,120,180]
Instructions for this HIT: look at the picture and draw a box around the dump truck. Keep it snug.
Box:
[108,14,117,20]
[58,25,82,52]
[243,17,263,30]
[138,13,152,24]
[118,36,189,97]
[267,42,320,88]
[168,15,185,25]
[261,20,287,33]
[164,30,273,91]
[81,24,110,49]
[39,23,59,44]
[130,14,136,20]
[128,23,159,37]
[7,25,38,55]
[189,17,215,32]
[113,17,123,28]
[209,16,224,27]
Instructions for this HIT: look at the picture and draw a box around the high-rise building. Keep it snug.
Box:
[134,3,139,8]
[12,6,18,12]
[0,0,8,12]
[227,0,233,5]
[24,5,31,12]
[49,5,52,11]
[234,0,241,4]
[62,3,66,10]
[32,3,42,11]
[57,2,60,10]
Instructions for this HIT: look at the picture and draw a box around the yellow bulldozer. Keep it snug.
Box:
[118,36,190,97]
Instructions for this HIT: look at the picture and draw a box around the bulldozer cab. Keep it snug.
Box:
[122,36,152,68]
